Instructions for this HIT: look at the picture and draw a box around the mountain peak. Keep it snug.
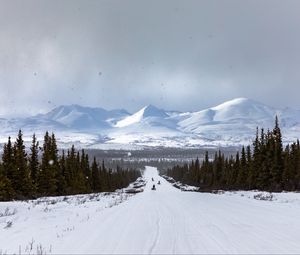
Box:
[208,97,275,121]
[115,104,168,128]
[37,104,129,130]
[212,97,256,110]
[140,104,168,118]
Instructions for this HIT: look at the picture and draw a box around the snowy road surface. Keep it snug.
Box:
[1,166,300,254]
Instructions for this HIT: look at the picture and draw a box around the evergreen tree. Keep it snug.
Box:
[271,116,284,190]
[29,134,39,194]
[246,145,253,189]
[2,137,17,191]
[295,140,300,189]
[38,131,57,196]
[237,146,247,189]
[81,150,91,192]
[249,128,260,189]
[91,157,101,191]
[57,150,67,195]
[0,176,15,201]
[14,130,33,197]
[74,151,86,193]
[282,145,292,190]
[257,129,270,190]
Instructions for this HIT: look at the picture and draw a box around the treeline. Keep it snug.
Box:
[165,117,300,192]
[0,131,141,201]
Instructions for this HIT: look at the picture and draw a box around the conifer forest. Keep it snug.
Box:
[165,117,300,192]
[0,130,140,201]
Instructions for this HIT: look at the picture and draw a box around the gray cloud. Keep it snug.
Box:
[0,0,300,116]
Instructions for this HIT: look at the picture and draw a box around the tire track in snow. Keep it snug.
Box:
[148,208,160,254]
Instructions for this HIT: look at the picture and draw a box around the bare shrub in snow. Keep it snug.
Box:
[254,193,274,201]
[43,207,51,213]
[36,244,47,255]
[0,207,17,217]
[25,239,35,254]
[4,221,13,229]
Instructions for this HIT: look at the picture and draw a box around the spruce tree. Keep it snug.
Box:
[2,137,17,191]
[29,134,39,194]
[237,146,247,189]
[57,150,67,195]
[14,130,33,197]
[0,164,15,200]
[38,131,57,196]
[257,129,270,190]
[246,145,252,189]
[271,116,284,190]
[91,157,101,191]
[282,145,292,190]
[81,150,91,192]
[249,128,260,189]
[0,175,15,201]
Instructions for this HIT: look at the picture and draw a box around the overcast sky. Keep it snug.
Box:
[0,0,300,116]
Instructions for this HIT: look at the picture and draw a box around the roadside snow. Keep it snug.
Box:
[162,175,200,191]
[0,191,134,255]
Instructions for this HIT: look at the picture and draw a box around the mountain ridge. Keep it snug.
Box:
[1,98,300,148]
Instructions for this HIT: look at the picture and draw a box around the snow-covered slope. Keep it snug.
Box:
[115,104,172,128]
[41,104,129,130]
[211,97,275,121]
[177,98,275,130]
[1,98,300,148]
[2,166,300,254]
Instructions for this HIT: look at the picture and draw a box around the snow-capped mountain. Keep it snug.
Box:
[115,104,176,129]
[177,98,277,135]
[1,98,300,149]
[39,104,129,130]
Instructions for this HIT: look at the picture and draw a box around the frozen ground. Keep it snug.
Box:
[1,166,300,254]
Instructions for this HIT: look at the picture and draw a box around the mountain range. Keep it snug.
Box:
[1,98,300,149]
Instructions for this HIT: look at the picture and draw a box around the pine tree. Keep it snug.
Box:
[257,129,271,190]
[237,146,247,189]
[249,128,260,189]
[14,130,33,197]
[0,176,15,201]
[65,146,77,194]
[91,157,101,191]
[232,152,240,187]
[246,145,252,190]
[38,131,57,196]
[295,140,300,189]
[0,164,15,200]
[2,137,17,191]
[49,133,63,194]
[29,134,39,194]
[74,151,86,193]
[57,150,67,195]
[81,150,91,192]
[282,145,292,190]
[271,116,284,190]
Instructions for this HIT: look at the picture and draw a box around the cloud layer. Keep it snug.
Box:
[0,0,300,116]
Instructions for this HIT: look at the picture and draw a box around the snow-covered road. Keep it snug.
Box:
[2,166,300,254]
[59,166,300,254]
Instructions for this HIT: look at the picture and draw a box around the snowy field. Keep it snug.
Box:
[1,166,300,254]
